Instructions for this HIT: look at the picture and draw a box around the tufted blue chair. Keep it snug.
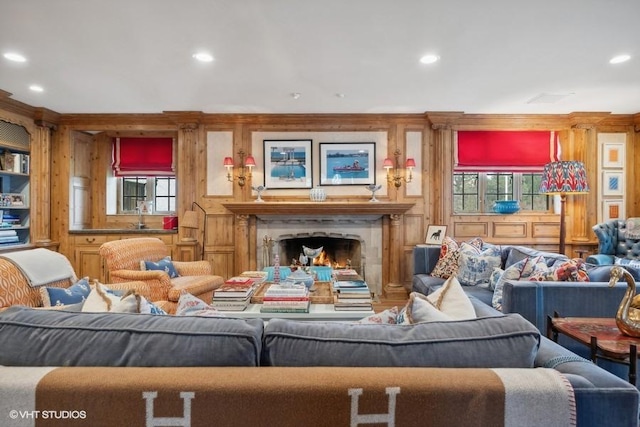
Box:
[586,219,640,265]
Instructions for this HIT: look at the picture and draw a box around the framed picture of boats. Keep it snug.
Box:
[319,142,375,185]
[263,139,313,189]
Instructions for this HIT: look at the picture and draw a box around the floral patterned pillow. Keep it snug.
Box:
[491,256,544,310]
[457,243,502,286]
[551,258,590,282]
[430,236,460,279]
[356,306,398,324]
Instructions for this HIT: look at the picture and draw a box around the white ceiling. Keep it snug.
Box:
[1,0,639,115]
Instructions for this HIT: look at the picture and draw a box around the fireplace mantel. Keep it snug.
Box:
[222,202,415,216]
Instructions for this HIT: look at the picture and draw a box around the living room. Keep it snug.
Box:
[1,1,640,425]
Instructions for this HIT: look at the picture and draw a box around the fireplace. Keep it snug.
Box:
[256,216,382,294]
[221,202,416,297]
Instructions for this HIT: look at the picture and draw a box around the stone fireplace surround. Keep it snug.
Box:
[222,202,414,297]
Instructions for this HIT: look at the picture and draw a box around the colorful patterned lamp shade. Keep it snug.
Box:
[539,161,590,255]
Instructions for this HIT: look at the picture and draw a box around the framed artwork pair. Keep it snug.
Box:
[262,140,376,189]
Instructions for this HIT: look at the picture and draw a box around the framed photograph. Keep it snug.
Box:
[602,171,624,196]
[319,142,375,185]
[601,141,625,168]
[9,194,24,206]
[263,139,312,189]
[425,225,447,245]
[603,199,624,222]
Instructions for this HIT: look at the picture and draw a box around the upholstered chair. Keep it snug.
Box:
[587,219,640,266]
[99,237,224,314]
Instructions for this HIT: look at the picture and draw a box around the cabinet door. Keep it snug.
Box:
[73,236,108,282]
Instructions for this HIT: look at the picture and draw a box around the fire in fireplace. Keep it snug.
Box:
[279,234,363,272]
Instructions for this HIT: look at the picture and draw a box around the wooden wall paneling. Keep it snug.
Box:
[454,221,489,238]
[50,126,72,255]
[403,214,425,246]
[70,132,92,230]
[492,221,527,239]
[30,124,54,247]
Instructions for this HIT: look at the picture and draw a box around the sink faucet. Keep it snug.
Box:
[136,207,145,229]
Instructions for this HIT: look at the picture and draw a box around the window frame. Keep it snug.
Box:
[117,176,176,214]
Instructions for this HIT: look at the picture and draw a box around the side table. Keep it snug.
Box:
[547,313,639,385]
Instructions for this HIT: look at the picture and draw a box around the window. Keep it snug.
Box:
[119,176,176,214]
[453,172,549,213]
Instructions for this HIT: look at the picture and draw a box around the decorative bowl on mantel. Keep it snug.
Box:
[493,200,520,214]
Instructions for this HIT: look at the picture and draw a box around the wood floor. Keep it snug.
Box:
[372,288,409,313]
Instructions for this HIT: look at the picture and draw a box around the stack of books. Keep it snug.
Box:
[211,276,258,311]
[260,284,310,313]
[238,270,268,284]
[332,271,372,311]
[0,228,18,245]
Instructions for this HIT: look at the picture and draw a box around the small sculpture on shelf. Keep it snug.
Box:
[251,185,266,202]
[609,265,640,337]
[365,184,382,202]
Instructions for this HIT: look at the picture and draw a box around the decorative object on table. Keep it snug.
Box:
[263,139,312,189]
[539,160,589,254]
[319,142,376,186]
[365,184,382,202]
[609,265,640,337]
[424,225,447,245]
[252,185,266,202]
[492,200,520,214]
[283,268,315,289]
[309,187,326,202]
[302,245,323,265]
[273,254,281,284]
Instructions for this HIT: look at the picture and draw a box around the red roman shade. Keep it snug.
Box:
[455,131,560,172]
[112,137,175,176]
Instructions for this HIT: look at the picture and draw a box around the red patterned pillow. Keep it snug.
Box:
[431,237,460,279]
[551,258,590,282]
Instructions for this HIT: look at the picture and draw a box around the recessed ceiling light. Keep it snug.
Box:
[609,54,631,64]
[335,93,345,98]
[192,52,214,62]
[29,85,44,92]
[291,92,301,99]
[419,54,440,64]
[3,52,26,62]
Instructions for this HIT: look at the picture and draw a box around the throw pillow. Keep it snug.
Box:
[39,277,90,307]
[401,292,454,324]
[457,243,502,286]
[175,292,226,317]
[82,282,121,312]
[356,306,398,324]
[551,258,590,282]
[430,236,460,279]
[492,256,544,310]
[527,262,554,281]
[140,256,180,278]
[425,276,476,320]
[614,256,640,269]
[488,267,504,291]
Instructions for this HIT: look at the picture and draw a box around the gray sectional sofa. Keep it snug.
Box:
[0,299,639,426]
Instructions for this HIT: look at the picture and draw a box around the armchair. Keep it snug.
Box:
[99,237,224,314]
[587,219,640,265]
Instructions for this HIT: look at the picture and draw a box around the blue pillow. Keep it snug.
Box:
[142,256,179,278]
[39,277,91,307]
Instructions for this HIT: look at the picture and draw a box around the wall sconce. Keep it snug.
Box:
[383,149,415,188]
[223,149,256,187]
[180,202,207,260]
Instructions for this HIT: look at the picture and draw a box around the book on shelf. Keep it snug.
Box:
[335,297,371,304]
[332,279,368,289]
[260,300,310,313]
[262,299,309,308]
[0,236,19,244]
[0,229,17,237]
[262,295,310,302]
[211,301,249,311]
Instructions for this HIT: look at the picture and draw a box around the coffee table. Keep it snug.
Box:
[222,281,375,321]
[547,313,639,385]
[222,303,374,321]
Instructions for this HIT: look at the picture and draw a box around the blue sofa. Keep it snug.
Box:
[0,303,638,426]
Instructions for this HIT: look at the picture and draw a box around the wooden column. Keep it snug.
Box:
[235,214,250,273]
[383,213,408,299]
[32,112,58,249]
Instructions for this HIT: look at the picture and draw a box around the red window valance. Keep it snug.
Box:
[112,137,175,176]
[455,131,560,172]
